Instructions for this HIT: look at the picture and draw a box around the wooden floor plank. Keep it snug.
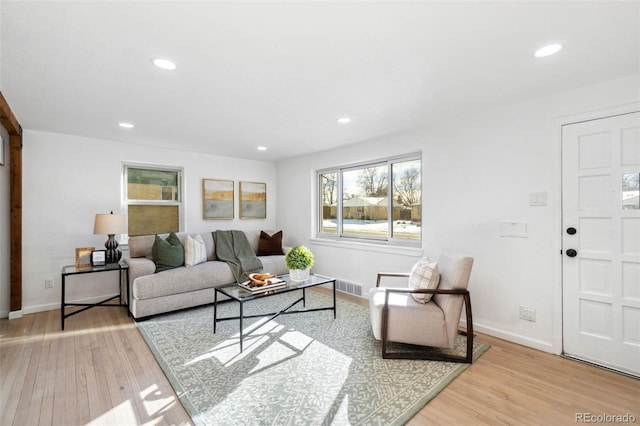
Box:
[14,311,48,425]
[1,296,638,426]
[73,323,92,424]
[0,312,37,425]
[39,310,60,425]
[86,310,120,425]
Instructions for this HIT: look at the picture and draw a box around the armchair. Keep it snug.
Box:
[369,252,474,362]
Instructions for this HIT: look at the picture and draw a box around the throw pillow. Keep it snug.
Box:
[152,232,185,273]
[257,230,284,255]
[184,234,207,267]
[409,257,440,304]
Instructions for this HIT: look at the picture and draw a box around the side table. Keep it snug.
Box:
[61,263,130,330]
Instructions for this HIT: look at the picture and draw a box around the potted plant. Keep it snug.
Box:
[285,245,314,281]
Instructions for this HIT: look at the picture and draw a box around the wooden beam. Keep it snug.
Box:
[0,91,21,135]
[9,133,22,312]
[0,91,23,313]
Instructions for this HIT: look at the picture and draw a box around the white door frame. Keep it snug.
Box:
[551,101,640,355]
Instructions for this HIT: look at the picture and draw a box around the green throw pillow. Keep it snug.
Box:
[153,232,185,273]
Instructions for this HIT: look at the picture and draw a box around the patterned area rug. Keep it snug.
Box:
[137,290,489,426]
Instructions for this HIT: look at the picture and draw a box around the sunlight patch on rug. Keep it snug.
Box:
[137,290,489,425]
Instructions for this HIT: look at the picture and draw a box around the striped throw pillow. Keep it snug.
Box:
[185,234,207,267]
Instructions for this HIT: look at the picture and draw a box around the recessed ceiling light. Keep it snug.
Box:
[118,122,134,129]
[534,43,563,58]
[257,146,267,151]
[152,58,178,71]
[337,117,352,124]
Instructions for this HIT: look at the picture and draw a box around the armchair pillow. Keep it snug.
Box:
[409,257,440,303]
[152,232,185,272]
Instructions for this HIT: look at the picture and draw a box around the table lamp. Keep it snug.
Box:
[93,211,128,264]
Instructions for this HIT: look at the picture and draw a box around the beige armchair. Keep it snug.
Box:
[369,252,474,362]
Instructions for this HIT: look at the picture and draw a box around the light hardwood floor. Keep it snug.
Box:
[1,296,638,426]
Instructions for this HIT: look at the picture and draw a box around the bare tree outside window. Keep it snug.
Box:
[392,160,421,240]
[357,167,388,197]
[319,155,421,243]
[321,173,337,205]
[320,172,338,234]
[393,162,421,207]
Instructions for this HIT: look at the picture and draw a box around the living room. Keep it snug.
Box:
[1,1,639,425]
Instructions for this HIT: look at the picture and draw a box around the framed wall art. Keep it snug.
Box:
[203,179,234,219]
[75,247,94,268]
[240,181,266,219]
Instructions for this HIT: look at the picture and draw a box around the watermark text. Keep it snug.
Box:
[576,413,636,423]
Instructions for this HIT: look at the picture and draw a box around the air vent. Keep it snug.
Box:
[335,279,363,297]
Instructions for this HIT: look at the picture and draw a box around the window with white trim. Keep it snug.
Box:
[318,154,421,244]
[124,164,184,237]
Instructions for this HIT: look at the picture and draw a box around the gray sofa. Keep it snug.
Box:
[124,230,289,319]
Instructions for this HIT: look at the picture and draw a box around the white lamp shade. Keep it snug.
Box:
[94,213,128,235]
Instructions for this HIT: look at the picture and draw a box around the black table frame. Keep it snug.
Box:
[61,263,130,330]
[214,274,336,352]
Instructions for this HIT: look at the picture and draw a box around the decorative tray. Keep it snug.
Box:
[239,275,287,293]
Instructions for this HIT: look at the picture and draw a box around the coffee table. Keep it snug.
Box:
[214,274,336,352]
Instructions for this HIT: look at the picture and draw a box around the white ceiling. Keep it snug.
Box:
[1,1,638,162]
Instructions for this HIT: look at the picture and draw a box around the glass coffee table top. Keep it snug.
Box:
[217,273,335,301]
[214,273,337,352]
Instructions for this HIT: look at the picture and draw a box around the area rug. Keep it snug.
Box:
[137,290,489,426]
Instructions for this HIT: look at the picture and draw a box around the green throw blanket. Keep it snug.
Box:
[213,230,263,282]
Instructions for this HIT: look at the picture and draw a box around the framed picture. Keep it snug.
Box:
[75,247,94,268]
[91,250,107,266]
[240,181,266,219]
[203,179,234,219]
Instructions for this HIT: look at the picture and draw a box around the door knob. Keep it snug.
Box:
[567,227,577,235]
[566,249,577,257]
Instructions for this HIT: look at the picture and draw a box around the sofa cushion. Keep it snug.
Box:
[185,234,207,267]
[128,234,156,259]
[153,232,185,272]
[409,257,440,303]
[257,230,284,255]
[129,232,216,261]
[133,261,236,300]
[369,287,448,346]
[257,255,289,276]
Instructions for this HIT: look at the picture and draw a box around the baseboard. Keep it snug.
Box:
[471,322,556,354]
[23,293,121,315]
[343,291,557,354]
[8,310,24,320]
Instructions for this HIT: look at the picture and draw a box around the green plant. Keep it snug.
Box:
[285,245,314,270]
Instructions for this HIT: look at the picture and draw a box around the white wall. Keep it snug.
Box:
[0,125,10,317]
[19,130,278,314]
[8,73,639,349]
[275,73,640,354]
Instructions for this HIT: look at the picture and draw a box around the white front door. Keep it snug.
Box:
[562,111,640,377]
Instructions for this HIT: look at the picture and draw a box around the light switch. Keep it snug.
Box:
[529,192,547,206]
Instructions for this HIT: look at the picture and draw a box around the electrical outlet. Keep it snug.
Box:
[45,278,54,289]
[519,306,536,322]
[528,307,536,322]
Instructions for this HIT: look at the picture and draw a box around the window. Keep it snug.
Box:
[622,172,639,209]
[124,164,183,237]
[318,154,421,244]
